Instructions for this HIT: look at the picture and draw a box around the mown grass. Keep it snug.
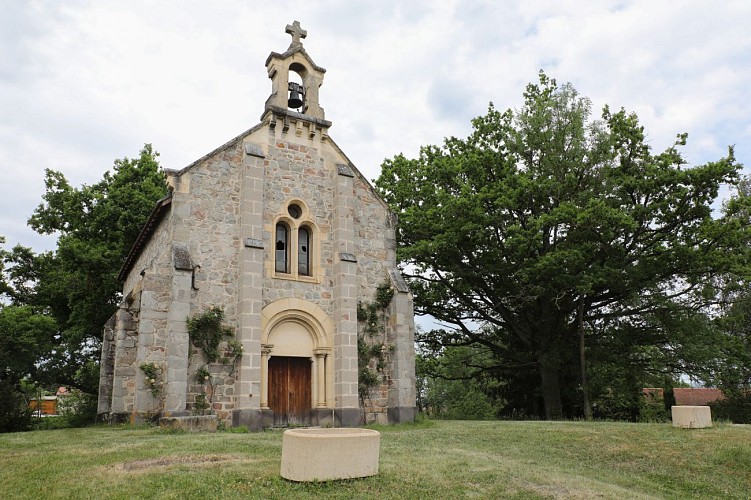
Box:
[0,419,749,499]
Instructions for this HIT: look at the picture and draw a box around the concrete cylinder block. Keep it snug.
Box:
[671,405,713,428]
[280,428,380,481]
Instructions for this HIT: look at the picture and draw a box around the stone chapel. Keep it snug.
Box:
[97,22,416,430]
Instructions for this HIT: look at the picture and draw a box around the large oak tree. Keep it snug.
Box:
[376,73,751,419]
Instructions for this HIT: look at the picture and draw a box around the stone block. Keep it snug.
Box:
[671,405,712,428]
[335,407,361,427]
[159,415,218,432]
[388,406,416,424]
[280,428,380,482]
[232,408,272,431]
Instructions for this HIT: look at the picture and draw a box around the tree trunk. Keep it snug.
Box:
[538,355,563,420]
[578,302,593,420]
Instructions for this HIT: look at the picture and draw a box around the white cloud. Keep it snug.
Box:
[1,0,750,254]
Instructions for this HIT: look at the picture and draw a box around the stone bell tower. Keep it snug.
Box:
[262,20,329,130]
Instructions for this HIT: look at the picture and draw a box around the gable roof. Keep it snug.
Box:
[265,45,326,74]
[117,194,172,282]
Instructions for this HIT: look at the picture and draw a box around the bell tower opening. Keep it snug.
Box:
[287,65,305,111]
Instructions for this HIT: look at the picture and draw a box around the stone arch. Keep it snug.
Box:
[260,299,333,410]
[270,201,321,282]
[289,61,309,78]
[261,298,332,347]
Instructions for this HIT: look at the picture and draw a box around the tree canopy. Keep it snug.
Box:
[2,145,167,393]
[376,73,751,419]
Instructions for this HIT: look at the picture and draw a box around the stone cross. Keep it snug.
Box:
[285,20,307,46]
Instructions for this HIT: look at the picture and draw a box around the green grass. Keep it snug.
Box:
[1,420,749,499]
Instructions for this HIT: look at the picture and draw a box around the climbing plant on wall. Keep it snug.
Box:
[357,282,395,402]
[139,362,164,414]
[139,362,162,398]
[186,307,242,414]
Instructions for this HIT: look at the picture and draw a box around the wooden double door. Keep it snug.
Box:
[268,356,312,426]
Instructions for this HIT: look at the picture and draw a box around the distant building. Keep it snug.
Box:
[29,396,58,416]
[673,388,725,406]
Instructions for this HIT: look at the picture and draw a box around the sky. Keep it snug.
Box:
[2,0,750,255]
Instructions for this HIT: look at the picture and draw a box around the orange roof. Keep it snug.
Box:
[673,388,725,406]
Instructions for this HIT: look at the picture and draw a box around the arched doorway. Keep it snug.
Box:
[261,299,334,426]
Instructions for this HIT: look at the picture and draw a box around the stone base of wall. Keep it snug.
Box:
[388,406,416,424]
[160,415,218,432]
[232,408,274,431]
[230,407,362,431]
[313,408,336,427]
[100,411,196,426]
[100,412,162,425]
[334,408,362,427]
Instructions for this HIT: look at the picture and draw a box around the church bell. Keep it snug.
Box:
[288,82,304,109]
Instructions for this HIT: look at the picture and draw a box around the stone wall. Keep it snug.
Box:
[169,141,245,422]
[260,134,335,316]
[123,211,174,296]
[175,142,243,321]
[353,175,398,300]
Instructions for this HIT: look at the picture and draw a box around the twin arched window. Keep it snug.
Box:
[274,202,313,277]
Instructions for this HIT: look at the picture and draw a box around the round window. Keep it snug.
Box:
[288,203,302,219]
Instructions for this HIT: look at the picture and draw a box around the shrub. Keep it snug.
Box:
[58,391,98,428]
[30,416,69,431]
[425,379,502,420]
[591,389,639,421]
[638,396,670,423]
[710,392,751,424]
[0,380,33,432]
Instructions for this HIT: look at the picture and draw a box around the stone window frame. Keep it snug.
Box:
[271,199,320,283]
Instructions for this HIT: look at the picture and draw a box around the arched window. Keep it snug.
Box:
[298,226,310,276]
[275,223,289,273]
[272,201,318,281]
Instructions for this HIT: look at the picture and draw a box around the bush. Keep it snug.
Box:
[58,391,98,428]
[637,389,670,423]
[30,416,69,431]
[638,396,670,423]
[710,392,751,424]
[591,389,639,421]
[425,380,502,420]
[0,380,33,432]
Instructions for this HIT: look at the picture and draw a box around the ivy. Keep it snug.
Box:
[357,281,394,401]
[195,366,210,383]
[375,282,395,310]
[186,307,243,415]
[187,307,235,363]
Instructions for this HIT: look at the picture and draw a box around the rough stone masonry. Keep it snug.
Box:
[97,21,417,430]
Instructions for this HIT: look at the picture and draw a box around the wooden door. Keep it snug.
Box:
[268,356,311,426]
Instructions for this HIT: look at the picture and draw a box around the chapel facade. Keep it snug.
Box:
[97,22,416,430]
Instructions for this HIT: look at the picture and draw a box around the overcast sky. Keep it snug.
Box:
[2,0,750,255]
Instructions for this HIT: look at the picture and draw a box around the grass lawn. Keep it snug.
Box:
[1,419,749,499]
